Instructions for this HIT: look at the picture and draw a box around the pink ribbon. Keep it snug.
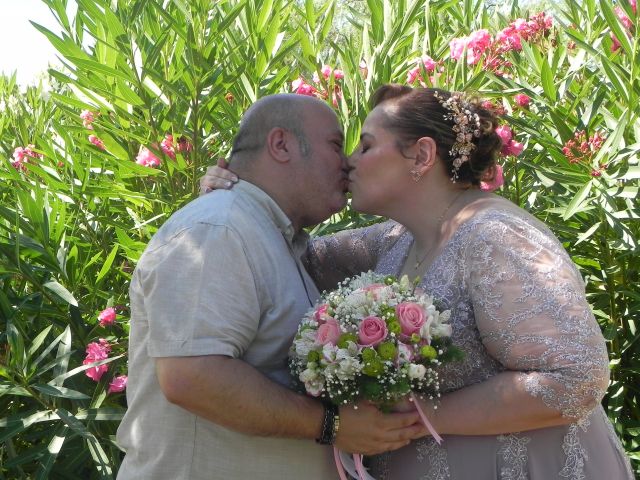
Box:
[333,446,349,480]
[354,453,367,479]
[410,392,443,444]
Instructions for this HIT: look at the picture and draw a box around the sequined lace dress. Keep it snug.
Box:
[305,208,633,480]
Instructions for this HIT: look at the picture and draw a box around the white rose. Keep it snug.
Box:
[431,323,453,338]
[336,357,362,381]
[305,378,325,397]
[408,363,427,379]
[299,367,318,383]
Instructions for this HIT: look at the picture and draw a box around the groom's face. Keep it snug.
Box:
[293,104,348,226]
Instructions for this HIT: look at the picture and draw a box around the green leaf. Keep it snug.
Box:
[563,180,594,220]
[540,57,556,103]
[96,245,119,286]
[33,384,90,400]
[27,325,54,359]
[43,281,78,306]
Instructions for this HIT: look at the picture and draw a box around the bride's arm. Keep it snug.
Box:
[420,215,609,435]
[303,221,403,292]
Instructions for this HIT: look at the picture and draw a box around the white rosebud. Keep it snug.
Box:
[408,363,427,379]
[299,368,318,383]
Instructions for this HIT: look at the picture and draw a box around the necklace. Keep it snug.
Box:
[411,189,468,271]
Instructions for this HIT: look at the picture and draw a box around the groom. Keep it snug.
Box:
[116,94,427,479]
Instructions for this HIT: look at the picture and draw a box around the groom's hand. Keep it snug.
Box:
[335,401,428,455]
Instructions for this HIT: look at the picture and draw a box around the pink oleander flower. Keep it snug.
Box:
[136,146,161,168]
[495,125,513,145]
[88,135,106,150]
[503,140,524,157]
[292,77,317,96]
[359,59,369,79]
[12,145,42,170]
[160,134,176,160]
[108,375,128,393]
[467,29,492,51]
[514,94,530,107]
[317,65,344,81]
[316,318,341,346]
[80,109,95,129]
[83,339,111,382]
[358,316,388,346]
[615,6,634,30]
[98,307,117,327]
[480,164,505,192]
[177,136,193,153]
[481,100,506,116]
[396,302,426,336]
[407,55,437,85]
[450,37,467,60]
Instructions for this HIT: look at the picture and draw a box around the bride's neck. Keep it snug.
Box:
[391,183,475,251]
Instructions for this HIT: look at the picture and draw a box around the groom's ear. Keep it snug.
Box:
[415,136,437,170]
[266,127,292,163]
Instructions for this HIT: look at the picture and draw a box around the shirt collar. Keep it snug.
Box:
[234,180,310,256]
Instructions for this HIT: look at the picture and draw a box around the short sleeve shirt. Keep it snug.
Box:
[116,181,337,479]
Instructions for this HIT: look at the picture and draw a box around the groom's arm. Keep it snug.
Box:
[156,355,427,455]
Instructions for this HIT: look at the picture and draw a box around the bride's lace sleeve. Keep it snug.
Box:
[466,213,610,421]
[304,221,403,292]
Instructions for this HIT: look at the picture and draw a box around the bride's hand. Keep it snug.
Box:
[199,158,238,195]
[392,396,417,413]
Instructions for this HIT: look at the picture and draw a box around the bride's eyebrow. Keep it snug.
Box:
[360,132,374,141]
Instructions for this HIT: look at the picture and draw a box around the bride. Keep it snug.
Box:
[201,84,633,479]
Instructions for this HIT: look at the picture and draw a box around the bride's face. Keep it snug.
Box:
[347,105,415,216]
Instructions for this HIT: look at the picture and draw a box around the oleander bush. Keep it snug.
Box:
[1,0,638,477]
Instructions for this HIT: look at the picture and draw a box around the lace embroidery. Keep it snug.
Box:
[416,438,450,480]
[305,210,631,479]
[497,434,530,480]
[559,422,588,479]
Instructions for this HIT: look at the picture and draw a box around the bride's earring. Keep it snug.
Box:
[410,169,424,182]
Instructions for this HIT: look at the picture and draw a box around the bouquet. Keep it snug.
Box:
[289,272,461,479]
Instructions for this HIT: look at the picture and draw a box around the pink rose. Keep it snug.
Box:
[108,375,128,393]
[98,307,117,327]
[316,318,341,345]
[396,302,426,336]
[314,304,331,324]
[362,283,387,300]
[358,316,388,346]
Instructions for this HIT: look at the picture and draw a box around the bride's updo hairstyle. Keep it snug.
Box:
[370,84,503,185]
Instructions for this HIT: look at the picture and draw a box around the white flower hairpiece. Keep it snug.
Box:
[434,91,482,182]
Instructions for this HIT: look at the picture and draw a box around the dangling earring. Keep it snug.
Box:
[410,169,423,182]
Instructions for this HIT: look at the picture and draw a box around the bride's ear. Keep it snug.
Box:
[410,136,437,176]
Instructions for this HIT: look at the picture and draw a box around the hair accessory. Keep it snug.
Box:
[434,91,482,182]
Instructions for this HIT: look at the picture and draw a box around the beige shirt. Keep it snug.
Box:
[116,181,336,479]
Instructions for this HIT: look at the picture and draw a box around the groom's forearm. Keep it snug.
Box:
[156,355,324,439]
